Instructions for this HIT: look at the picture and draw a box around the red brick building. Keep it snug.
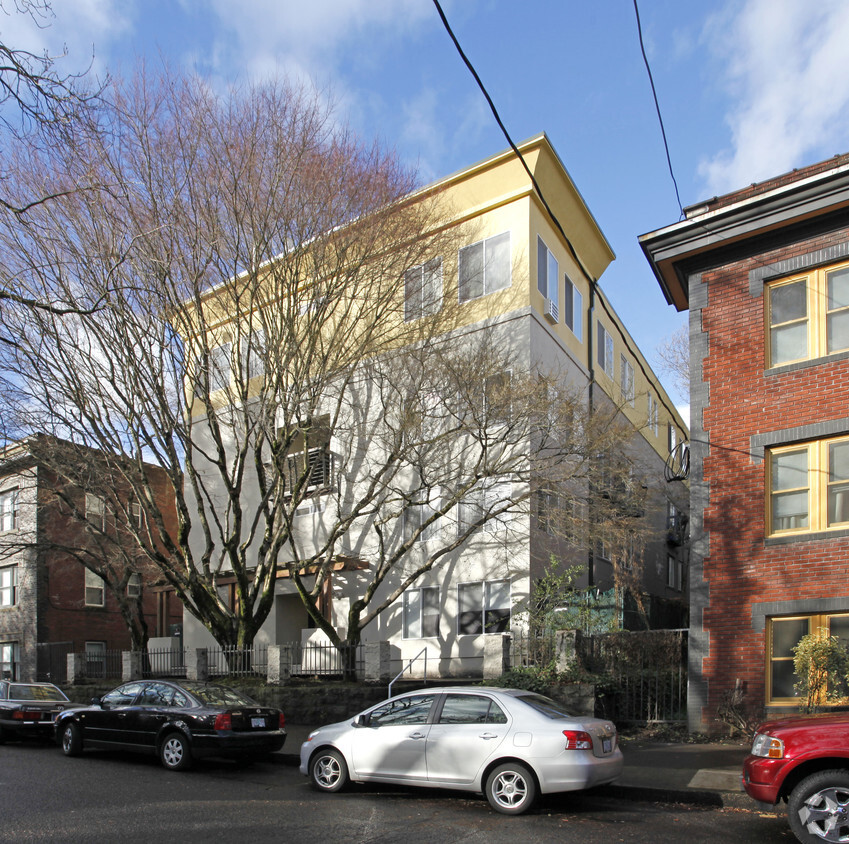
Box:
[640,153,849,730]
[0,436,182,682]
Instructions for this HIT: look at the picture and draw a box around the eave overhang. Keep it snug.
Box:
[639,162,849,311]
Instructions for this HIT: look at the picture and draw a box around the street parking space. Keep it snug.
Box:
[0,742,790,844]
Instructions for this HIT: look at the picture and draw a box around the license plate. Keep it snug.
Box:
[602,737,612,753]
[251,717,266,728]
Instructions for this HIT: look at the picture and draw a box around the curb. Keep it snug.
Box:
[272,750,754,808]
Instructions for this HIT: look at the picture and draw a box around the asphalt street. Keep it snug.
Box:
[0,741,793,844]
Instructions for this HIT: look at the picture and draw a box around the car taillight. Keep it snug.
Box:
[213,713,232,731]
[751,732,784,759]
[562,730,593,750]
[12,710,33,720]
[278,713,286,730]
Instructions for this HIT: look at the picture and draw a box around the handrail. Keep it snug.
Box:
[387,647,427,698]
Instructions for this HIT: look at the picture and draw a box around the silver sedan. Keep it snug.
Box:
[299,686,622,814]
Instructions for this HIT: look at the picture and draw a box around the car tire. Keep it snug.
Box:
[160,732,192,772]
[485,762,538,815]
[788,769,849,843]
[60,722,82,757]
[310,748,349,792]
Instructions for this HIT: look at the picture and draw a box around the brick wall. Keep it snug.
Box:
[695,221,849,728]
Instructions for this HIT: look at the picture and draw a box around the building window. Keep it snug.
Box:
[209,342,232,391]
[403,587,440,638]
[85,493,105,530]
[285,447,332,496]
[767,262,849,367]
[0,642,19,680]
[537,236,559,319]
[668,423,678,454]
[0,489,18,532]
[457,478,512,535]
[239,330,266,381]
[458,232,511,302]
[564,275,583,340]
[620,355,635,406]
[767,613,849,704]
[0,566,17,607]
[666,555,683,590]
[647,394,659,436]
[536,490,558,536]
[458,580,510,635]
[767,435,849,535]
[405,257,443,321]
[597,323,614,379]
[85,568,105,607]
[404,489,440,543]
[127,573,141,599]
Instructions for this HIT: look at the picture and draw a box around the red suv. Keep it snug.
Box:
[743,712,849,843]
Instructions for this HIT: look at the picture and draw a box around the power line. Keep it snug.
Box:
[430,0,688,467]
[633,0,684,219]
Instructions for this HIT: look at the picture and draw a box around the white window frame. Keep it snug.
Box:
[647,394,659,436]
[0,489,18,532]
[0,566,17,607]
[564,275,583,340]
[458,232,511,303]
[127,573,141,599]
[85,568,105,607]
[666,554,683,590]
[597,323,614,379]
[209,342,232,392]
[404,488,440,543]
[537,236,559,318]
[0,642,19,680]
[404,257,443,321]
[457,579,511,635]
[457,477,512,535]
[85,493,105,530]
[620,355,635,406]
[403,586,440,638]
[240,329,266,380]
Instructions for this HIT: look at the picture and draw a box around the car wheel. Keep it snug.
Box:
[160,732,192,772]
[485,762,537,815]
[60,722,82,757]
[788,769,849,843]
[310,748,349,792]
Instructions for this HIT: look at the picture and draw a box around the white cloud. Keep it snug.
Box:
[202,0,433,80]
[699,0,849,196]
[0,0,133,80]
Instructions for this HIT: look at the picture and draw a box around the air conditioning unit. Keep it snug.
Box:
[544,298,558,324]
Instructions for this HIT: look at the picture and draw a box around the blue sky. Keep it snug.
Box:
[9,0,849,411]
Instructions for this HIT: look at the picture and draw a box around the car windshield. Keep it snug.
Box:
[9,684,68,702]
[514,693,574,719]
[180,683,257,707]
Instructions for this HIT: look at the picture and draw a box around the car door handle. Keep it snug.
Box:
[479,732,499,740]
[408,732,427,740]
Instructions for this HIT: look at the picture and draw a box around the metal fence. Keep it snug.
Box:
[289,641,363,677]
[578,629,688,724]
[84,649,123,680]
[36,641,73,684]
[142,647,188,679]
[207,645,269,677]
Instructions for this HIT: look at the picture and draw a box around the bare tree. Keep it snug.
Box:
[656,323,689,401]
[0,68,651,654]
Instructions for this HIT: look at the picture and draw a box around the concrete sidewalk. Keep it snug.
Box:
[278,724,755,808]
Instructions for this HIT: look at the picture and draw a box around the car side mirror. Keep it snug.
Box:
[90,697,102,706]
[354,713,371,728]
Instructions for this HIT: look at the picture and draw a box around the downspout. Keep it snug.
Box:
[586,282,596,590]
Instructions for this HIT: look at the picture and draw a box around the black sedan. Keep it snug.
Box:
[54,679,286,771]
[0,681,82,743]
